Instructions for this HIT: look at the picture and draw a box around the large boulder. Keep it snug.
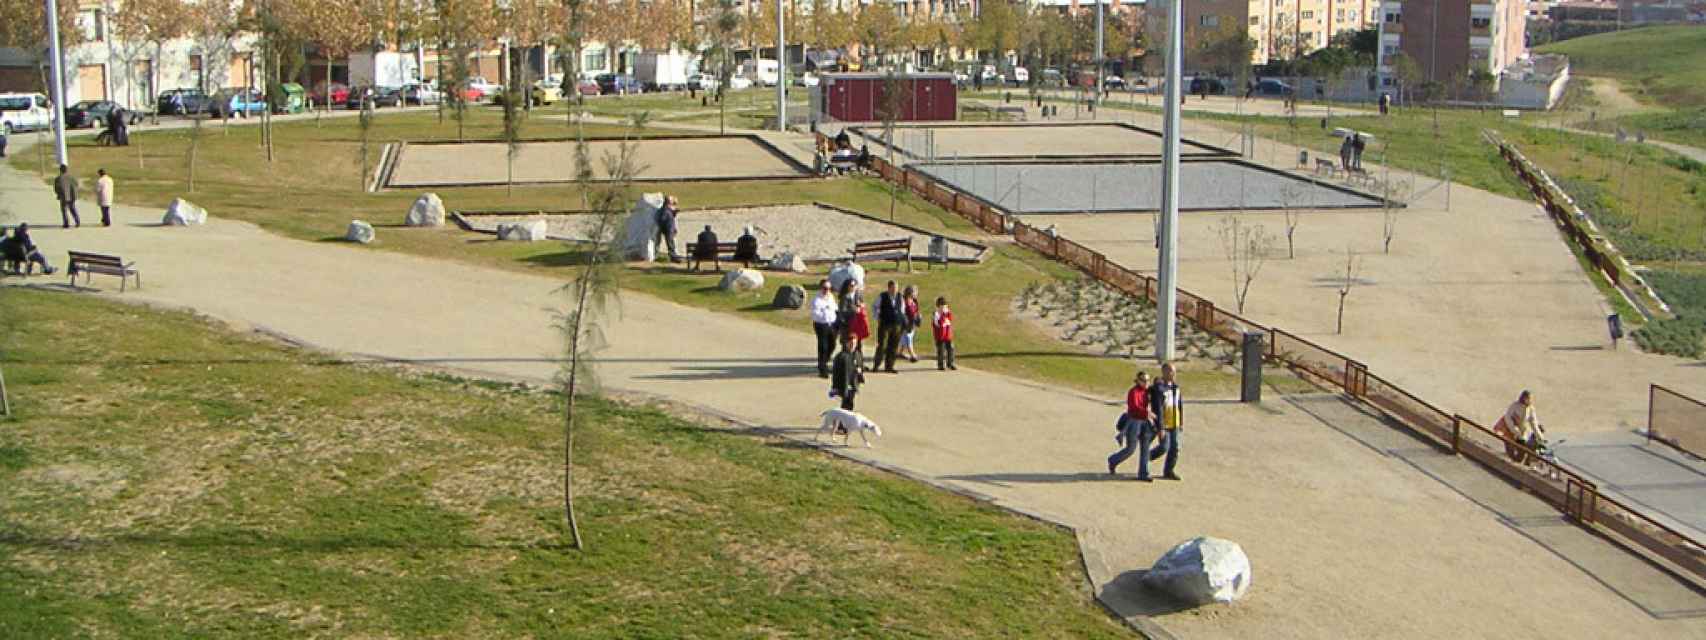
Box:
[719,268,765,292]
[622,192,666,261]
[772,284,805,309]
[1143,537,1252,606]
[345,220,376,244]
[162,198,207,226]
[767,251,807,273]
[405,193,445,227]
[497,219,549,242]
[828,261,865,293]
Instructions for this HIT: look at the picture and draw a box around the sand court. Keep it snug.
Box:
[850,121,1236,160]
[385,136,812,188]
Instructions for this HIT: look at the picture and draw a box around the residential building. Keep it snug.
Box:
[1171,0,1379,67]
[1374,0,1526,96]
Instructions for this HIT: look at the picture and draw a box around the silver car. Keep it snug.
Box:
[401,83,441,105]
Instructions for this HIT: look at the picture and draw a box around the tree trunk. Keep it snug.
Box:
[563,280,593,551]
[0,362,11,416]
[1336,292,1348,334]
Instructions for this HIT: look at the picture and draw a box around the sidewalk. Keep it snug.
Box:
[4,141,1703,637]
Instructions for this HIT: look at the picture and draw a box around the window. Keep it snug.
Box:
[1381,76,1393,86]
[1382,44,1399,55]
[77,9,104,42]
[586,50,607,72]
[1302,10,1313,18]
[1471,17,1491,28]
[1199,14,1219,27]
[1384,11,1401,23]
[1250,15,1261,25]
[189,54,203,89]
[1336,9,1345,19]
[1302,31,1315,43]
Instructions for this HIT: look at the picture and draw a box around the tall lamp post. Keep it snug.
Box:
[45,0,70,167]
[776,0,786,131]
[1155,0,1183,362]
[1095,0,1104,106]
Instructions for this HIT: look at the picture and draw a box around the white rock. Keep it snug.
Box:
[345,220,376,244]
[719,268,765,292]
[1143,537,1251,606]
[405,193,445,227]
[828,261,865,293]
[767,252,807,273]
[162,198,207,226]
[497,219,548,242]
[622,192,666,261]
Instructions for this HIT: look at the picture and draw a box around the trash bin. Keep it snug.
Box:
[275,83,306,114]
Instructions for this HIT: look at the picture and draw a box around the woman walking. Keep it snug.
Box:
[899,285,922,363]
[1108,371,1152,477]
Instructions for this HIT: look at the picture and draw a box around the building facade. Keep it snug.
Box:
[1173,0,1378,66]
[1375,0,1526,96]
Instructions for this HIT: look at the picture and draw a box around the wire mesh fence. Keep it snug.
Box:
[1650,384,1706,459]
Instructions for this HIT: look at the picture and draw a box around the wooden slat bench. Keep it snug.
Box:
[67,251,140,292]
[851,237,913,272]
[686,242,743,272]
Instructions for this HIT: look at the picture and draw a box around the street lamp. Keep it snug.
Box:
[1156,0,1183,362]
[45,0,70,167]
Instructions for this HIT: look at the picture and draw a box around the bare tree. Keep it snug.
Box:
[556,112,650,551]
[1216,215,1273,314]
[358,98,375,191]
[879,69,906,221]
[186,117,203,191]
[502,83,522,196]
[1336,249,1362,334]
[1279,183,1303,259]
[710,0,740,134]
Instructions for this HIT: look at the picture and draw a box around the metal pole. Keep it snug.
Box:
[1156,0,1183,362]
[776,0,786,131]
[1095,0,1104,107]
[45,0,69,166]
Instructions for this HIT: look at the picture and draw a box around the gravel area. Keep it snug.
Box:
[462,204,985,262]
[851,122,1232,160]
[388,137,808,187]
[915,160,1387,213]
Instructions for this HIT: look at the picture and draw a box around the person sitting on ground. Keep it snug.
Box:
[733,226,759,265]
[693,225,719,266]
[3,223,55,275]
[1493,390,1550,465]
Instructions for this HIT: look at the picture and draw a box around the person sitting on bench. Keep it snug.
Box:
[693,225,720,263]
[835,129,853,151]
[1,223,55,275]
[734,226,760,264]
[856,144,872,171]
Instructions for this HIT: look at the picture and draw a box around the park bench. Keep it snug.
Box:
[686,241,744,272]
[67,250,140,292]
[851,237,913,272]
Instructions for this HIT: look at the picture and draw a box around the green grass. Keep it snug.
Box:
[0,288,1129,638]
[13,106,1269,398]
[1537,26,1706,111]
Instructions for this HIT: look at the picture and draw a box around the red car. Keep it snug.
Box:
[311,81,350,107]
[460,85,485,102]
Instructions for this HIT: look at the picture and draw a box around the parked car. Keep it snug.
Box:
[1007,66,1029,86]
[400,82,441,105]
[310,81,350,107]
[209,88,268,118]
[466,75,502,101]
[1188,76,1227,95]
[1255,78,1295,96]
[346,86,403,109]
[726,75,753,90]
[1102,75,1126,90]
[595,73,642,95]
[1040,68,1065,87]
[531,77,565,105]
[687,73,718,92]
[794,72,820,87]
[576,79,601,96]
[0,92,54,134]
[157,88,212,115]
[63,100,121,128]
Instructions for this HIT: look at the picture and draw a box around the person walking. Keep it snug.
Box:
[1339,134,1354,171]
[899,285,922,363]
[811,280,838,378]
[1351,134,1366,171]
[94,168,114,227]
[1378,93,1390,116]
[1147,363,1184,480]
[654,195,680,262]
[849,292,872,358]
[932,296,956,371]
[53,165,80,229]
[1108,371,1153,477]
[830,334,861,411]
[875,280,903,373]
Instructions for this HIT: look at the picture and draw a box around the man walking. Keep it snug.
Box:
[810,280,838,378]
[830,334,861,411]
[94,169,114,227]
[654,195,680,262]
[54,165,80,229]
[1351,134,1366,171]
[1148,363,1184,481]
[1108,370,1152,478]
[874,280,903,373]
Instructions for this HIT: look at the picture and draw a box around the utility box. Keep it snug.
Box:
[815,72,957,123]
[1240,331,1264,403]
[275,83,306,114]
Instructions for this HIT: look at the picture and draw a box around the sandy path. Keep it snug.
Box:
[6,150,1702,638]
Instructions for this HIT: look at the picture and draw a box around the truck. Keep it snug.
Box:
[739,59,780,87]
[635,51,693,92]
[348,51,419,91]
[0,93,54,135]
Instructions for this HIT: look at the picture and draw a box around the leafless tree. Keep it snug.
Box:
[1279,183,1303,259]
[1336,248,1362,334]
[1217,215,1273,314]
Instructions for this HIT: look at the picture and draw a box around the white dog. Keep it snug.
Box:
[814,409,883,447]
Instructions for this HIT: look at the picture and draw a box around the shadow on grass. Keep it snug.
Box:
[0,529,579,553]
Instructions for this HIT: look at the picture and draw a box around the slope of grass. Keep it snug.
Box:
[0,288,1129,638]
[1537,26,1706,111]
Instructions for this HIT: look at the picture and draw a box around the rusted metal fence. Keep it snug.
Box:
[1650,384,1706,458]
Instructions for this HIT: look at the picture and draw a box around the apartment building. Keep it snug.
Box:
[1032,0,1144,18]
[1176,0,1378,66]
[1374,0,1526,94]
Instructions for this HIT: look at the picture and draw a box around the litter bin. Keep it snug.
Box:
[275,83,306,114]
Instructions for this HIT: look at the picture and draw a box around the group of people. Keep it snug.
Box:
[1,223,54,275]
[1106,364,1186,482]
[1338,133,1367,173]
[55,164,118,229]
[818,130,871,176]
[814,278,956,411]
[649,195,761,266]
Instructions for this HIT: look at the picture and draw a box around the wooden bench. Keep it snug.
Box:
[67,251,140,292]
[851,237,913,272]
[686,242,743,272]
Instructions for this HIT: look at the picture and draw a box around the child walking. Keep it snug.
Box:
[932,296,956,371]
[899,285,922,363]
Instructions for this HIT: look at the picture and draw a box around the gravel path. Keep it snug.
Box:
[464,204,985,262]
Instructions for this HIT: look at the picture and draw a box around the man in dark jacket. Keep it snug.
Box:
[830,334,861,410]
[654,195,680,261]
[1147,362,1184,481]
[874,280,903,373]
[54,165,80,228]
[692,225,718,267]
[4,223,55,275]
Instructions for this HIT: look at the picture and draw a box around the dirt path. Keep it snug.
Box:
[5,141,1702,637]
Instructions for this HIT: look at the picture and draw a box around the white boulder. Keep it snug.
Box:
[405,193,445,227]
[345,220,376,244]
[497,219,548,242]
[828,261,865,292]
[1143,537,1251,606]
[767,252,807,273]
[719,269,765,292]
[622,192,666,261]
[162,198,207,226]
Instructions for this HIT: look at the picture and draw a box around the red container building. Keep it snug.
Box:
[815,72,957,123]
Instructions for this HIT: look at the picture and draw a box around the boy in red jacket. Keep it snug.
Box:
[932,296,956,371]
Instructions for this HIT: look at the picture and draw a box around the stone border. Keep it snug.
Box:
[382,134,815,189]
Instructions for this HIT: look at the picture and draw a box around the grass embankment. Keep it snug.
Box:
[1538,26,1706,149]
[0,288,1129,638]
[12,107,1264,397]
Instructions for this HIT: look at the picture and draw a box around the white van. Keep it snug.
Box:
[740,59,780,87]
[0,93,54,135]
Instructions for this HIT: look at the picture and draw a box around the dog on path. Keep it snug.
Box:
[815,409,883,447]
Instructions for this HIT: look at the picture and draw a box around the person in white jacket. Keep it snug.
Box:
[94,168,115,227]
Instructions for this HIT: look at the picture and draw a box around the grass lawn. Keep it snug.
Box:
[1537,26,1706,111]
[0,288,1130,638]
[10,107,1273,398]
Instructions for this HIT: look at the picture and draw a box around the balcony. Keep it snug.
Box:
[1383,22,1405,34]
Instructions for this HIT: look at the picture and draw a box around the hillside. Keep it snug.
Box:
[1538,25,1706,109]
